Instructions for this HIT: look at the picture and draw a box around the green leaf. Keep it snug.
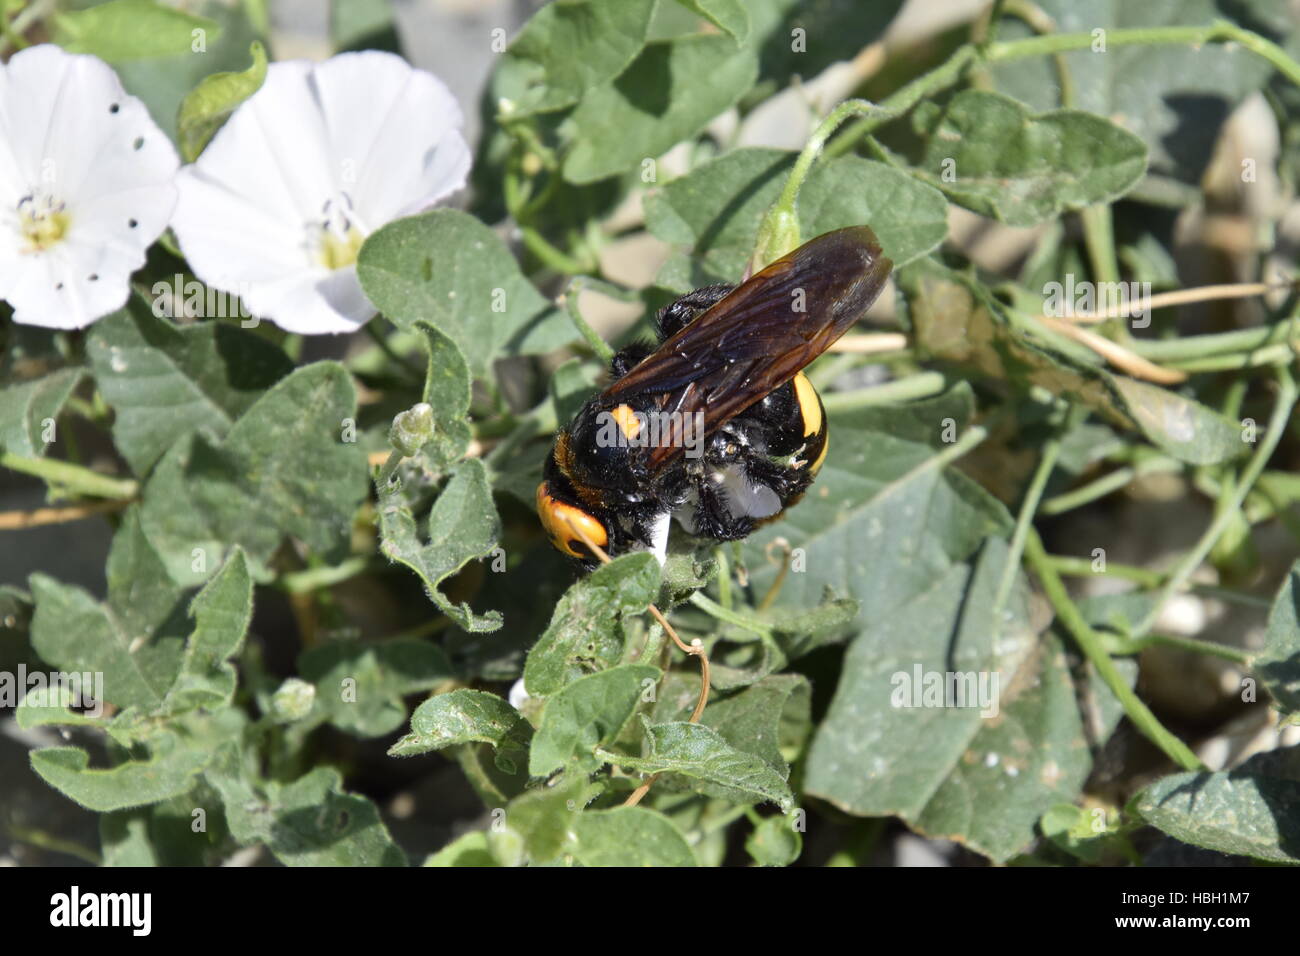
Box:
[563,33,758,184]
[903,258,1248,466]
[162,549,252,713]
[378,458,503,632]
[330,0,399,53]
[549,357,600,427]
[746,814,802,866]
[673,0,749,42]
[1135,745,1300,864]
[389,689,529,761]
[54,0,221,61]
[699,674,811,774]
[1040,804,1110,864]
[30,731,209,812]
[356,209,571,377]
[1257,562,1300,718]
[524,553,661,697]
[297,638,453,738]
[414,322,472,470]
[0,368,83,457]
[140,361,367,586]
[503,0,658,116]
[502,773,597,863]
[30,519,184,712]
[176,40,267,162]
[746,0,903,91]
[16,683,111,731]
[804,537,1133,862]
[608,720,795,810]
[113,2,260,143]
[105,505,187,644]
[209,761,407,866]
[424,831,498,867]
[739,384,1012,628]
[913,90,1147,226]
[569,806,697,866]
[989,0,1278,183]
[645,148,946,290]
[529,664,661,777]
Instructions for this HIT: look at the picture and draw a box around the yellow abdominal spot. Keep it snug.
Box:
[610,404,642,440]
[318,225,365,270]
[792,372,823,438]
[20,208,71,253]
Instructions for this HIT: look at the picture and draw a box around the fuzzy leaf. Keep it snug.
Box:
[357,210,571,377]
[378,459,502,632]
[1258,562,1300,718]
[177,40,267,162]
[1136,745,1300,864]
[564,33,758,184]
[529,664,660,777]
[606,721,795,810]
[914,90,1147,226]
[298,638,454,738]
[0,368,83,457]
[524,553,661,697]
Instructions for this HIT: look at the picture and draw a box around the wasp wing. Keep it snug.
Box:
[605,225,891,471]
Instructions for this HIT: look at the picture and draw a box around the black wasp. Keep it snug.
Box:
[538,225,892,567]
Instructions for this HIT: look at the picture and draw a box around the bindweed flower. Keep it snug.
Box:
[0,45,178,329]
[170,51,471,335]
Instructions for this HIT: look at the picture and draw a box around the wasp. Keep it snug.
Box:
[537,226,892,567]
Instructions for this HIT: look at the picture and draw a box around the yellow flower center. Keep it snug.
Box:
[317,224,365,270]
[19,198,71,253]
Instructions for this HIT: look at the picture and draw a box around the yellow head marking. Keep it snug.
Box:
[792,372,823,439]
[536,482,608,559]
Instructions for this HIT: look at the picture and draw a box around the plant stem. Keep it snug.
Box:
[1132,367,1298,637]
[562,278,617,365]
[827,45,980,158]
[1042,554,1272,609]
[993,405,1080,619]
[362,322,423,381]
[1024,528,1204,771]
[1039,456,1183,515]
[277,556,374,594]
[821,371,948,413]
[690,591,772,639]
[985,22,1300,90]
[0,452,138,500]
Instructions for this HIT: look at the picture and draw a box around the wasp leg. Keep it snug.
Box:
[654,284,733,341]
[738,451,814,505]
[690,479,755,542]
[609,341,655,377]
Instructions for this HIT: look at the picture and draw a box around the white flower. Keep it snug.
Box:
[170,51,471,335]
[0,45,178,329]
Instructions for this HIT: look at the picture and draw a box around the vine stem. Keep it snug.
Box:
[1132,367,1298,638]
[1023,527,1205,771]
[0,499,128,530]
[558,515,710,809]
[561,278,617,365]
[0,452,138,500]
[984,21,1300,89]
[992,405,1081,620]
[752,98,894,270]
